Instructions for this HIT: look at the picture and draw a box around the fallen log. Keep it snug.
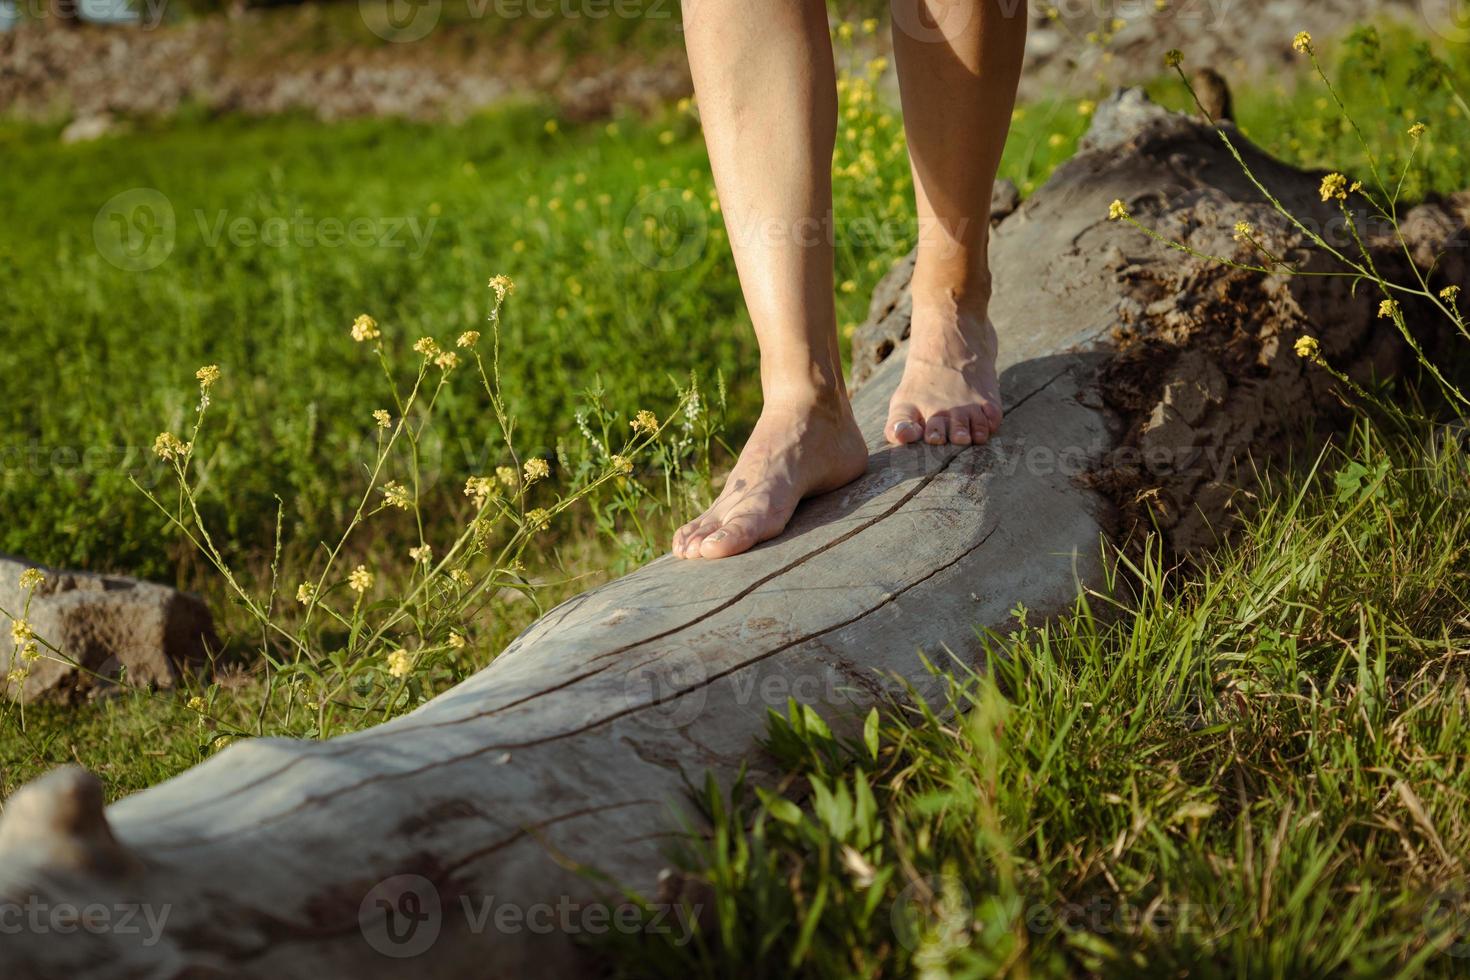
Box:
[0,90,1463,979]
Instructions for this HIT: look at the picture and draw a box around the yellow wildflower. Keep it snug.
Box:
[1164,49,1183,68]
[348,565,374,593]
[837,22,853,40]
[1441,285,1461,302]
[187,695,206,713]
[1378,299,1400,319]
[153,432,190,462]
[382,482,412,510]
[1108,199,1129,221]
[10,619,33,645]
[525,508,552,532]
[457,330,481,348]
[1293,335,1320,360]
[631,410,659,435]
[409,544,434,564]
[465,475,496,504]
[1078,99,1096,116]
[488,275,515,304]
[861,17,878,34]
[434,351,460,371]
[450,568,472,585]
[351,314,381,342]
[18,642,38,663]
[1233,220,1255,242]
[18,568,44,590]
[413,337,441,357]
[1319,173,1349,202]
[448,631,467,650]
[386,649,413,679]
[1292,31,1312,55]
[296,582,316,604]
[196,364,221,388]
[496,465,518,487]
[1409,122,1427,140]
[523,458,550,483]
[611,454,633,476]
[6,668,28,688]
[373,409,391,428]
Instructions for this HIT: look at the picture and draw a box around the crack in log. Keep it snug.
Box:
[146,521,1004,852]
[134,364,1078,844]
[178,797,662,963]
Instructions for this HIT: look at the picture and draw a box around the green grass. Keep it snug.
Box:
[603,422,1470,977]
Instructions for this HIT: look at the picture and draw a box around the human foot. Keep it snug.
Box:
[884,303,1003,447]
[673,396,868,560]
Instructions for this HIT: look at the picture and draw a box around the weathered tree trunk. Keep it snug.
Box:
[0,91,1463,979]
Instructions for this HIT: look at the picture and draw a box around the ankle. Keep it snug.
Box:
[910,252,993,323]
[910,277,991,320]
[760,375,850,417]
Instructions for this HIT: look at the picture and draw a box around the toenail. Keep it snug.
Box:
[709,530,727,542]
[897,421,920,435]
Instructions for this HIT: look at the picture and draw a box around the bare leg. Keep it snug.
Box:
[885,0,1026,446]
[673,0,868,560]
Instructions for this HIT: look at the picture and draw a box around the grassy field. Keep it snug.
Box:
[2,16,1470,977]
[605,422,1470,978]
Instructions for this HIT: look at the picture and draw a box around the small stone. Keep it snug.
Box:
[0,556,217,703]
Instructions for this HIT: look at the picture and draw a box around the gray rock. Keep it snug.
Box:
[0,556,216,703]
[59,114,118,144]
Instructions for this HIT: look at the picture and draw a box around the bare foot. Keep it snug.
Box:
[673,395,868,560]
[884,302,1003,447]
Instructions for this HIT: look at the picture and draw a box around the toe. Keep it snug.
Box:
[981,401,1003,434]
[967,408,991,445]
[885,404,924,445]
[679,520,720,558]
[924,415,949,445]
[678,513,721,559]
[698,515,764,559]
[672,520,697,557]
[950,416,972,445]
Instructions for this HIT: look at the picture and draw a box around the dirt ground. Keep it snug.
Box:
[0,0,1437,124]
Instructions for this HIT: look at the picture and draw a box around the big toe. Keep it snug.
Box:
[885,404,924,445]
[698,513,770,560]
